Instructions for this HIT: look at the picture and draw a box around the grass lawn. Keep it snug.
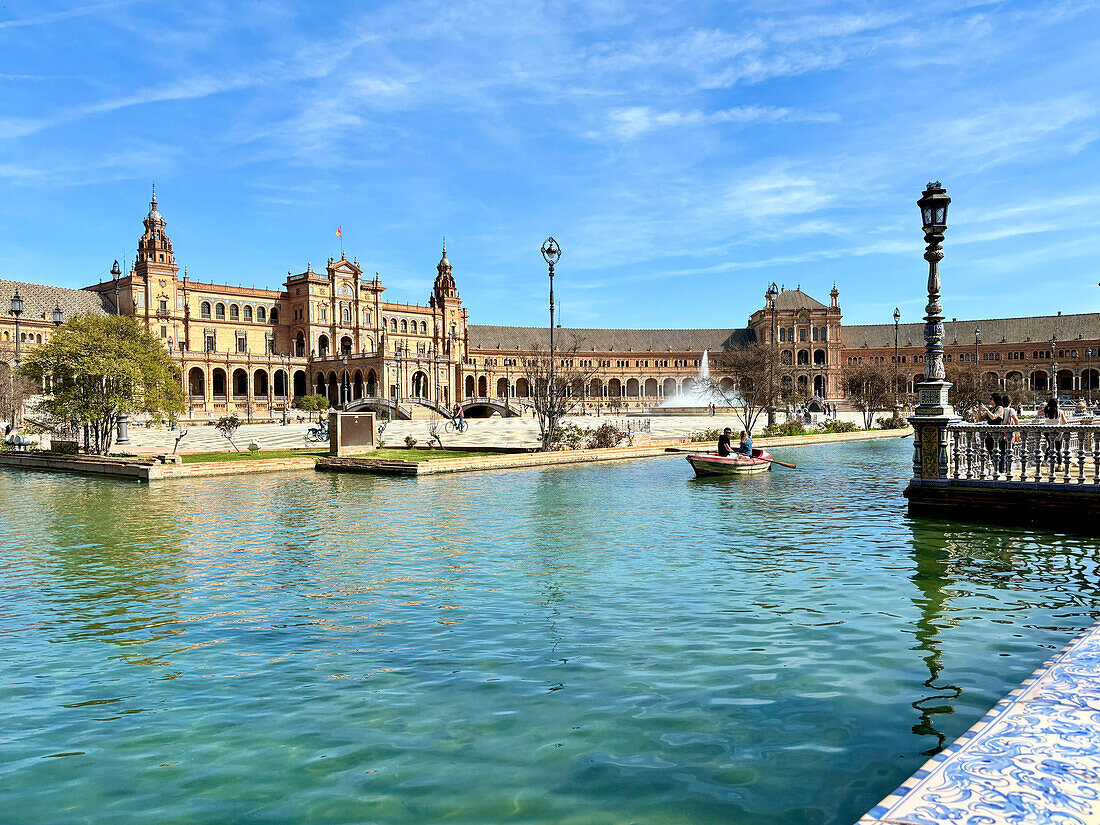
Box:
[363,448,501,461]
[181,449,327,464]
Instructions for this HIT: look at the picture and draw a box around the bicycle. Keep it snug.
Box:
[444,418,468,434]
[305,424,329,442]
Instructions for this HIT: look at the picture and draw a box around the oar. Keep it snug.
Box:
[762,456,797,469]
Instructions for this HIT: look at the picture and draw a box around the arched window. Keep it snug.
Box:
[243,305,253,322]
[342,307,350,323]
[401,319,408,332]
[390,318,397,331]
[779,328,786,342]
[229,304,239,321]
[419,321,427,334]
[364,311,371,325]
[270,307,279,323]
[215,303,226,320]
[257,306,266,322]
[200,301,211,319]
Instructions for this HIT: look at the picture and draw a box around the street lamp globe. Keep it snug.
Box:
[917,181,950,233]
[10,290,24,318]
[110,260,121,279]
[541,237,561,266]
[893,307,901,324]
[766,282,779,304]
[52,303,64,326]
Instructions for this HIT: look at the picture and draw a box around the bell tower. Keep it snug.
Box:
[432,239,459,303]
[136,185,176,271]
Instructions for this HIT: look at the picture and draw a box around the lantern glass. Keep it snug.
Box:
[921,206,933,229]
[10,291,23,316]
[934,204,947,225]
[52,304,64,326]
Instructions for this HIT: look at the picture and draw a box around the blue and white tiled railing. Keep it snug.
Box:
[859,621,1100,825]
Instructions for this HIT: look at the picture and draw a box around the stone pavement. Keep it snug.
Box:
[123,411,872,454]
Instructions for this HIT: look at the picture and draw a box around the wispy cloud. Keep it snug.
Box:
[596,104,838,140]
[0,0,138,30]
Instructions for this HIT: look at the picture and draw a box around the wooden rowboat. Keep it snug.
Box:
[686,449,773,477]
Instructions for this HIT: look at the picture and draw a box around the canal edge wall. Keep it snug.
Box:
[858,619,1100,825]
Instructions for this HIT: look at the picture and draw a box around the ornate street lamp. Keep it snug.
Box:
[974,326,980,365]
[10,290,24,366]
[915,181,952,412]
[541,237,561,411]
[52,303,64,327]
[110,259,122,314]
[341,352,349,408]
[766,281,779,425]
[891,307,901,410]
[1051,335,1058,398]
[1086,348,1094,407]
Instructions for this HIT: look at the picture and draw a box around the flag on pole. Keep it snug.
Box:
[336,226,342,238]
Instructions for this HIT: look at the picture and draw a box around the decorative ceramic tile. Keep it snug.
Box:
[859,621,1100,825]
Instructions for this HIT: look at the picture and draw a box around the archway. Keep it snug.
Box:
[273,369,288,398]
[814,374,826,397]
[1031,370,1049,392]
[253,369,269,397]
[814,349,826,366]
[352,370,363,400]
[797,350,810,366]
[187,367,205,398]
[1057,369,1074,393]
[340,336,352,355]
[719,377,735,393]
[607,378,622,397]
[295,332,305,357]
[496,377,509,398]
[315,373,326,397]
[662,378,677,397]
[293,370,307,398]
[412,371,429,399]
[626,378,640,397]
[590,378,603,398]
[797,374,809,395]
[366,370,378,397]
[780,350,793,366]
[232,369,248,398]
[212,368,227,398]
[465,375,475,398]
[327,372,339,403]
[1083,369,1100,393]
[477,376,488,397]
[516,378,530,397]
[318,334,329,358]
[644,378,658,397]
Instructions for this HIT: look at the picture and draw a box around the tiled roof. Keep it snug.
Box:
[773,288,828,311]
[468,325,754,353]
[0,279,111,323]
[844,313,1100,349]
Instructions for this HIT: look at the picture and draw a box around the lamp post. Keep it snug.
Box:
[893,307,901,410]
[10,290,24,367]
[541,237,561,413]
[974,326,980,365]
[280,353,290,425]
[111,260,122,314]
[766,282,779,425]
[1086,348,1094,407]
[341,353,349,408]
[1051,335,1058,399]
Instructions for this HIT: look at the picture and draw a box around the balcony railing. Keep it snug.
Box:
[947,423,1100,485]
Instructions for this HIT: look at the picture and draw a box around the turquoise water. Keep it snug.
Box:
[2,438,1100,825]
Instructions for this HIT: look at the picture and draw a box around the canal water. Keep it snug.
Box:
[2,438,1099,825]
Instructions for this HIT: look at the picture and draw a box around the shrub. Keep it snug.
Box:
[819,419,858,433]
[552,423,591,450]
[877,412,909,430]
[689,427,724,442]
[404,435,418,448]
[589,422,626,449]
[762,420,810,437]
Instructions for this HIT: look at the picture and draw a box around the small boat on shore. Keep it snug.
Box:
[686,449,773,477]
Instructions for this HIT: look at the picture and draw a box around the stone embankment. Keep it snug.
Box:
[1,427,911,481]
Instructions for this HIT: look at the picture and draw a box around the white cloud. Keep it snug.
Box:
[599,104,837,140]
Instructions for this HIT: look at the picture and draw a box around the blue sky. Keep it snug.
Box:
[1,0,1098,328]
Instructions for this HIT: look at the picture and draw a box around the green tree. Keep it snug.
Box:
[19,314,183,454]
[295,393,330,422]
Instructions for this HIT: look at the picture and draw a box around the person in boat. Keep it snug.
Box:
[737,430,753,455]
[717,427,734,457]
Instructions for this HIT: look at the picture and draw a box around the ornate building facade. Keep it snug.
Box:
[2,194,1099,423]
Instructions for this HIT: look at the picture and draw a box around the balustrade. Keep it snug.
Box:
[947,423,1100,485]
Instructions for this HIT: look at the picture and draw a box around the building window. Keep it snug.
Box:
[215,303,225,320]
[200,301,211,319]
[799,328,807,342]
[342,307,350,324]
[243,306,253,322]
[237,336,247,353]
[205,335,215,352]
[161,326,167,338]
[270,307,279,323]
[230,305,240,321]
[420,321,427,334]
[159,299,168,312]
[257,306,266,322]
[320,306,326,321]
[779,328,786,342]
[401,320,408,332]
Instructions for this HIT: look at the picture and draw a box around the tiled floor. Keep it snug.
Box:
[859,622,1100,825]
